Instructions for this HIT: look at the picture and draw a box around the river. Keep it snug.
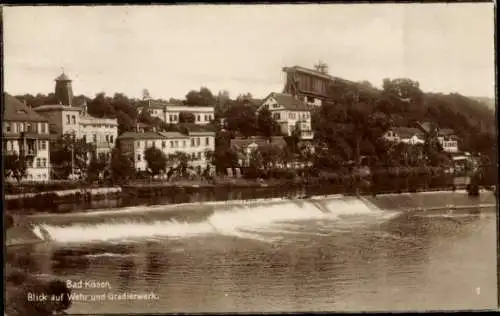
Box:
[5,190,498,313]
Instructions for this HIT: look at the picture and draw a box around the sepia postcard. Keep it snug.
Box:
[2,3,498,315]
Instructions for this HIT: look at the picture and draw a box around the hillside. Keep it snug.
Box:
[468,96,496,111]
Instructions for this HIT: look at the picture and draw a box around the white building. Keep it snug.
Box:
[118,125,216,172]
[257,92,314,140]
[137,100,214,125]
[437,128,459,153]
[80,102,119,159]
[3,93,51,181]
[383,127,425,145]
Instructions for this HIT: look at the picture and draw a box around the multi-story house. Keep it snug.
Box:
[383,127,425,145]
[34,72,118,158]
[137,100,214,125]
[117,125,215,172]
[257,92,314,140]
[3,93,51,181]
[79,101,119,159]
[437,128,459,153]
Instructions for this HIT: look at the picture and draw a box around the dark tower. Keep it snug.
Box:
[54,70,73,106]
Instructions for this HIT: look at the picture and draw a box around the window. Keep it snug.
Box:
[66,115,71,124]
[170,141,174,148]
[40,123,46,133]
[174,140,179,148]
[136,141,140,148]
[42,158,47,167]
[36,158,41,168]
[182,140,186,148]
[110,135,114,143]
[5,122,11,133]
[197,152,202,159]
[196,138,201,146]
[273,113,280,120]
[197,115,201,122]
[93,134,97,143]
[191,138,195,147]
[162,141,166,148]
[72,115,76,124]
[137,154,141,161]
[40,140,47,150]
[191,153,196,159]
[105,135,109,143]
[205,137,210,146]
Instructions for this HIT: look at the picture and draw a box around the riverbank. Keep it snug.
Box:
[4,170,488,215]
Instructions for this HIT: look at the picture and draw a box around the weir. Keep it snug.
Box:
[19,190,495,246]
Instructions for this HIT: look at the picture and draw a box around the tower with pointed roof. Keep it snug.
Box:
[54,70,73,106]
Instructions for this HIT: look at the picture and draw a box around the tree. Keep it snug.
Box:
[88,92,115,118]
[258,143,282,169]
[144,147,167,176]
[167,151,192,179]
[225,102,258,137]
[4,153,28,183]
[256,107,281,139]
[86,154,107,183]
[179,111,196,124]
[50,133,93,179]
[185,87,215,107]
[110,147,135,184]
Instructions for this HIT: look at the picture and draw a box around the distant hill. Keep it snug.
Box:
[468,96,496,111]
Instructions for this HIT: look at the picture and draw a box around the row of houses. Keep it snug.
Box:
[4,64,465,181]
[3,72,218,181]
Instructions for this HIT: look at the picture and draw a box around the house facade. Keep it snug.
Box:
[137,100,214,125]
[118,126,215,172]
[257,92,314,140]
[437,128,459,153]
[383,127,425,145]
[3,93,51,181]
[34,72,119,157]
[79,102,119,158]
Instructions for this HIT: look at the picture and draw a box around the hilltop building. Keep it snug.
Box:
[3,93,51,181]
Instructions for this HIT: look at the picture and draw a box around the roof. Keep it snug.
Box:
[391,127,425,138]
[417,121,434,133]
[55,73,71,81]
[3,93,48,122]
[437,128,455,136]
[283,65,334,81]
[180,123,217,135]
[117,131,167,140]
[137,100,167,110]
[265,92,311,111]
[230,136,286,149]
[34,104,81,112]
[158,132,189,139]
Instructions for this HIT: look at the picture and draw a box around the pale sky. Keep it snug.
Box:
[3,4,495,100]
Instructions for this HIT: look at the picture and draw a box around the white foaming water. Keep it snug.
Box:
[35,197,391,245]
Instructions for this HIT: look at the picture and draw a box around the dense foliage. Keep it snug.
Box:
[14,76,496,181]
